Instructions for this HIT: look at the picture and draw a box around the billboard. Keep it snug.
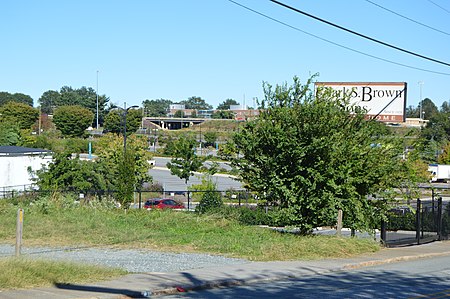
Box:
[315,82,407,122]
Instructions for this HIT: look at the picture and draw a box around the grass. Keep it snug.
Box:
[0,197,381,290]
[0,198,380,261]
[0,257,126,290]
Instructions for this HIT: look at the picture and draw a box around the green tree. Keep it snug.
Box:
[180,96,212,110]
[39,86,109,126]
[0,101,39,130]
[421,98,439,120]
[218,140,238,161]
[405,105,419,118]
[217,98,239,110]
[143,99,172,117]
[0,92,11,106]
[103,108,141,135]
[174,110,184,118]
[212,110,235,119]
[0,92,33,106]
[116,150,136,207]
[34,151,107,193]
[232,76,406,234]
[74,86,109,126]
[203,131,217,147]
[441,101,450,114]
[39,90,61,114]
[95,134,152,197]
[195,178,223,213]
[166,134,204,184]
[53,105,94,137]
[0,121,20,145]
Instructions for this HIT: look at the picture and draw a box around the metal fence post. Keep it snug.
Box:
[138,190,142,209]
[380,219,387,245]
[416,199,421,245]
[438,197,443,241]
[187,192,190,211]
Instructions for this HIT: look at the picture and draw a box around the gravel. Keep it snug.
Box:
[0,244,248,273]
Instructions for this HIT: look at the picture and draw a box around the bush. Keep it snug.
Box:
[196,190,223,214]
[386,211,416,231]
[235,206,271,225]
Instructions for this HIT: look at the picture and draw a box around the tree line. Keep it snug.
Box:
[3,77,450,234]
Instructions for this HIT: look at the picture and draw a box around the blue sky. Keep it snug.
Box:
[2,0,449,110]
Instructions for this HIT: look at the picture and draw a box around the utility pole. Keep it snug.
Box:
[96,70,99,130]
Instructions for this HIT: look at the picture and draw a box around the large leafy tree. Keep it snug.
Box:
[405,105,419,118]
[166,134,204,184]
[38,86,109,126]
[421,98,439,120]
[142,99,172,117]
[212,110,235,119]
[34,134,152,206]
[0,121,20,146]
[39,90,61,114]
[53,105,94,137]
[95,134,153,206]
[217,98,239,110]
[34,151,107,193]
[232,76,407,234]
[0,101,39,130]
[180,96,212,110]
[103,108,141,135]
[0,91,33,106]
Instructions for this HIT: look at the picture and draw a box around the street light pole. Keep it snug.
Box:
[96,70,99,130]
[123,102,128,155]
[122,102,139,155]
[418,81,424,120]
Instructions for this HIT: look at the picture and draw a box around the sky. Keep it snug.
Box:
[1,0,449,110]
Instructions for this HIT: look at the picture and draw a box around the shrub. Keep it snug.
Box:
[196,191,223,214]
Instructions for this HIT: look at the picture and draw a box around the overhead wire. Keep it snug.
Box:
[270,0,450,68]
[226,0,450,76]
[364,0,450,36]
[426,0,450,14]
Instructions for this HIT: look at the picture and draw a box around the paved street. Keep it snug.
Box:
[160,254,450,298]
[2,241,450,299]
[149,157,242,192]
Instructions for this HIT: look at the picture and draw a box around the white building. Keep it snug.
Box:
[0,146,52,193]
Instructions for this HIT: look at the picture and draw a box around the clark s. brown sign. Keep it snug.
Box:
[315,82,407,122]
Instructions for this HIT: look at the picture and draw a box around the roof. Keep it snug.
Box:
[0,146,52,156]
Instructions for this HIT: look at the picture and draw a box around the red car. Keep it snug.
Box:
[144,198,185,210]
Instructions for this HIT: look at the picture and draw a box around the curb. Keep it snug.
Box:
[343,250,450,270]
[143,250,450,297]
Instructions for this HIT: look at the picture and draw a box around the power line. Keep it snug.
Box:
[226,0,450,76]
[364,0,450,36]
[426,0,450,14]
[270,0,450,68]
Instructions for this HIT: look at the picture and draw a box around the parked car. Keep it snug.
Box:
[144,198,185,210]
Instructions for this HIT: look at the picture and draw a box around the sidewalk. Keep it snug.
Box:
[1,241,450,299]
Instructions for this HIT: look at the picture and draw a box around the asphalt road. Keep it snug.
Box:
[149,157,242,192]
[160,254,450,298]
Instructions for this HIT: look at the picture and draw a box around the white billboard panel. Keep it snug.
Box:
[315,82,407,122]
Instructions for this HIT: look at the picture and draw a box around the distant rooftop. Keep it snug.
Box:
[0,146,51,156]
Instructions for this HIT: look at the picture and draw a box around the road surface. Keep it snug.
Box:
[149,157,242,192]
[160,254,450,298]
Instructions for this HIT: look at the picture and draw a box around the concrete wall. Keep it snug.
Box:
[0,154,52,190]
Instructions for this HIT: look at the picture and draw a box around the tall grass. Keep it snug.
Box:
[0,197,380,261]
